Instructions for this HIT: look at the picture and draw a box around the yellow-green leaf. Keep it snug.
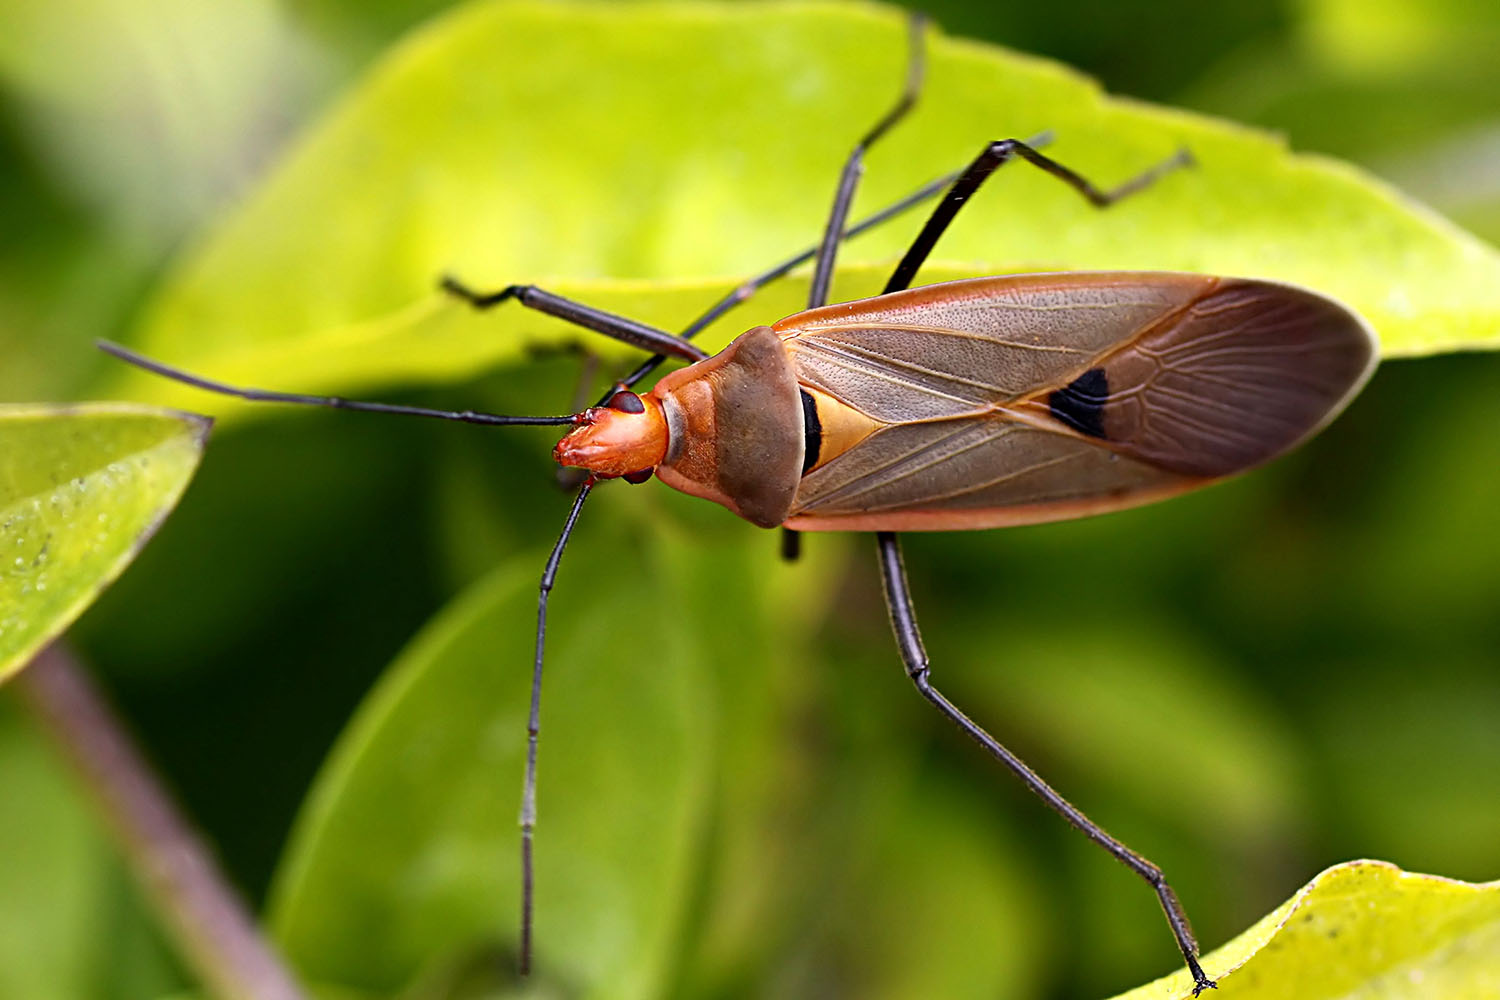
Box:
[111,0,1500,417]
[1112,861,1500,999]
[0,404,208,682]
[267,529,716,996]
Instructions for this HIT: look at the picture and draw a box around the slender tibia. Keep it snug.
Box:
[874,532,1216,996]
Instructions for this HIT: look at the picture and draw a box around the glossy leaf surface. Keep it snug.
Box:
[1114,861,1500,999]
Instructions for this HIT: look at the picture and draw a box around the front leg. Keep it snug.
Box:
[441,276,709,363]
[874,531,1216,996]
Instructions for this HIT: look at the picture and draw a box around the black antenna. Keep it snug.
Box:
[98,341,577,427]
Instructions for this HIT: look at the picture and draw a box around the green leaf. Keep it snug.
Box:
[112,0,1500,419]
[0,404,208,682]
[267,510,718,997]
[1111,860,1500,999]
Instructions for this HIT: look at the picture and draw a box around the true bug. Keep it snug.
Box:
[101,13,1376,996]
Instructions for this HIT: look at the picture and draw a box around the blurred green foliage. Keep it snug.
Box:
[2,1,1499,999]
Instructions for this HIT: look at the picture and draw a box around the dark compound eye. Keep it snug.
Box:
[607,389,646,414]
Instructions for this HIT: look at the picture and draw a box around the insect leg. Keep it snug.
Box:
[806,10,928,310]
[874,531,1217,996]
[611,166,962,398]
[441,279,710,363]
[623,127,1051,387]
[781,11,926,560]
[445,160,962,405]
[884,140,1194,294]
[519,480,593,976]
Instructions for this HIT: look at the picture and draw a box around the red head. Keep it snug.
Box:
[553,389,668,480]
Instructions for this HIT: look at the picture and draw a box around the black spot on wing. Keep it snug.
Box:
[800,388,823,475]
[1049,368,1109,439]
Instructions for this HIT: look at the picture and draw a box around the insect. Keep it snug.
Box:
[101,12,1376,996]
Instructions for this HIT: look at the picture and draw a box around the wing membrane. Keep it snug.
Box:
[777,273,1215,422]
[1092,278,1377,477]
[780,273,1376,530]
[790,417,1188,518]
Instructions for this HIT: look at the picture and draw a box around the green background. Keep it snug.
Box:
[2,0,1498,998]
